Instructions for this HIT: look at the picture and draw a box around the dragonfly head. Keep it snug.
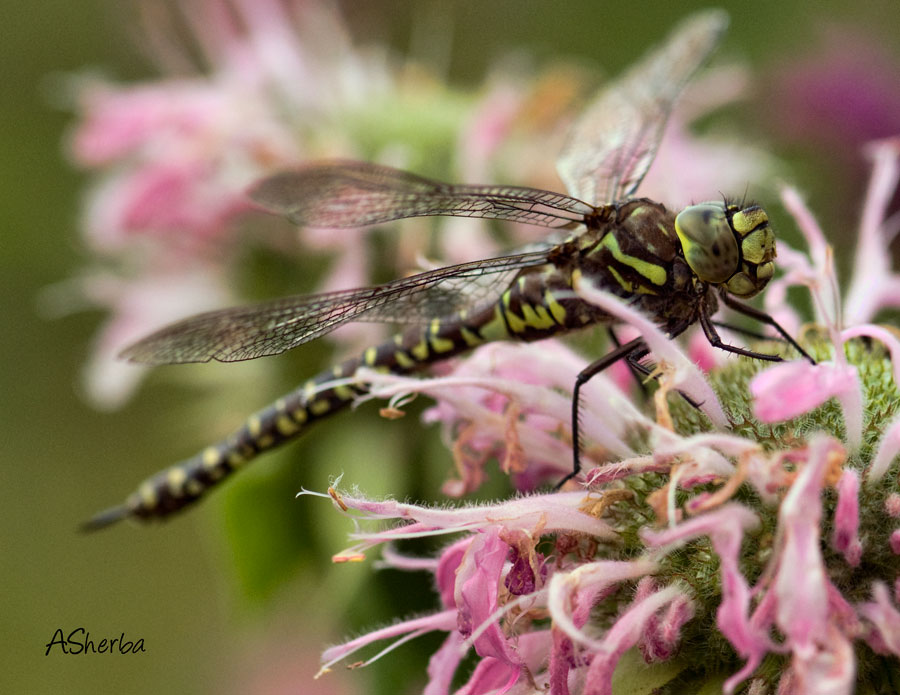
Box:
[674,201,775,298]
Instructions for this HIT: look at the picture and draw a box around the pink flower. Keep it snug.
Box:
[753,139,900,453]
[639,65,774,207]
[773,437,840,658]
[581,584,687,695]
[308,138,900,693]
[74,265,233,408]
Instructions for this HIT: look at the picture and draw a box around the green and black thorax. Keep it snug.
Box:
[543,197,777,339]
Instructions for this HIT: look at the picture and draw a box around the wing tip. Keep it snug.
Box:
[246,170,298,215]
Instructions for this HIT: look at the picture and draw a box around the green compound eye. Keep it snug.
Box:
[674,203,740,284]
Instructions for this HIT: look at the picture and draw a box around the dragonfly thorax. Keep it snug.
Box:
[674,201,776,299]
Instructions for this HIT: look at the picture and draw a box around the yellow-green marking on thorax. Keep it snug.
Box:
[595,233,667,286]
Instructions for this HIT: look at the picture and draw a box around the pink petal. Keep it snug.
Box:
[324,490,617,560]
[750,361,861,444]
[841,324,900,396]
[887,494,900,518]
[435,538,475,609]
[780,187,830,271]
[890,530,900,555]
[865,412,900,484]
[454,529,520,669]
[454,657,519,695]
[546,559,659,646]
[69,82,222,165]
[318,609,457,675]
[844,138,900,325]
[774,436,844,658]
[582,585,685,695]
[831,469,862,566]
[858,583,900,656]
[779,626,855,695]
[642,503,771,692]
[549,628,575,695]
[79,267,232,408]
[635,578,695,662]
[688,327,721,371]
[424,632,466,695]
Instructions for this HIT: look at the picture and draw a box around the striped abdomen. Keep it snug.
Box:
[83,268,596,528]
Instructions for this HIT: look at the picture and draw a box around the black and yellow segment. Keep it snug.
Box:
[83,269,586,529]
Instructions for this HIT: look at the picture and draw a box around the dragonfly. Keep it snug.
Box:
[84,9,812,530]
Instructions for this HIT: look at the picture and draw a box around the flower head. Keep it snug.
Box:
[313,140,900,694]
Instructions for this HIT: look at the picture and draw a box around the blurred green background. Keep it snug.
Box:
[4,1,899,693]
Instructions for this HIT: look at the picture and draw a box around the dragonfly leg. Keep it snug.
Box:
[699,310,784,362]
[556,337,647,490]
[609,328,649,397]
[718,293,816,364]
[711,320,772,342]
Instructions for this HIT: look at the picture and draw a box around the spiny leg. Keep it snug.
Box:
[712,320,775,342]
[719,293,816,364]
[699,310,786,362]
[556,337,647,490]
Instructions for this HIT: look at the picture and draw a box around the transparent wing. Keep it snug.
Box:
[556,9,729,205]
[120,250,551,364]
[249,160,594,229]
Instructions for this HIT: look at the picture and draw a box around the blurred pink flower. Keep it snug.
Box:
[67,0,449,405]
[77,265,232,408]
[770,28,900,162]
[640,65,774,207]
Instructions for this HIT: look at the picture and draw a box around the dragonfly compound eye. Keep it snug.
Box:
[674,203,739,284]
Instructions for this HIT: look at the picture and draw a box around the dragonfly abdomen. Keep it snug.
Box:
[84,271,589,529]
[82,366,368,529]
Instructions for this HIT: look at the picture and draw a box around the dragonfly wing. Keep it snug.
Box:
[249,160,594,229]
[120,250,552,365]
[556,9,729,205]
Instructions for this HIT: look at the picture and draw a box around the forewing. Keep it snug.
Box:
[556,9,728,205]
[249,160,594,229]
[120,250,551,364]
